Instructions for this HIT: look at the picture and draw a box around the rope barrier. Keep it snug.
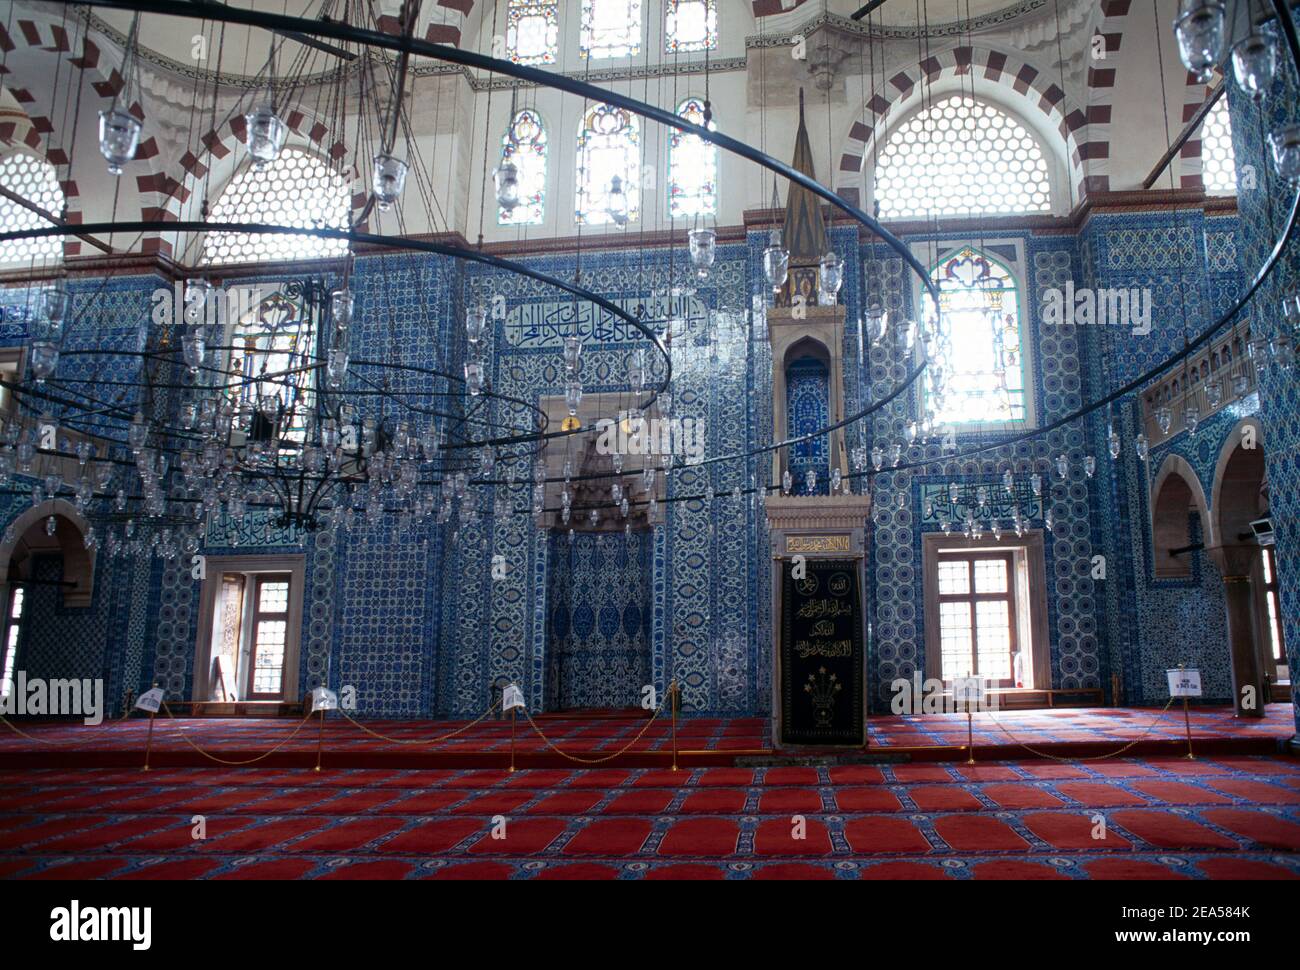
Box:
[157,701,315,766]
[0,708,132,745]
[981,696,1179,762]
[336,699,501,745]
[521,690,672,765]
[0,686,1234,769]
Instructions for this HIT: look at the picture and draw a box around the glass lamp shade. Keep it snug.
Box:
[687,228,716,279]
[804,469,817,493]
[781,470,792,494]
[326,348,349,390]
[1232,33,1276,102]
[98,108,142,175]
[1268,125,1300,183]
[464,361,485,396]
[182,328,205,375]
[1173,0,1226,83]
[1271,334,1295,369]
[605,175,630,227]
[1155,405,1173,435]
[1205,378,1223,408]
[818,252,843,304]
[563,336,583,371]
[244,104,288,169]
[331,288,355,330]
[371,154,409,210]
[1107,427,1121,460]
[1135,433,1150,462]
[762,244,789,291]
[564,382,582,415]
[41,282,70,325]
[495,160,520,211]
[865,304,888,344]
[1083,455,1097,479]
[29,341,59,383]
[1183,405,1200,435]
[1030,472,1043,497]
[466,304,488,344]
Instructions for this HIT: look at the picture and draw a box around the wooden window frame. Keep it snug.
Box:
[923,530,1051,692]
[194,554,304,704]
[935,551,1019,687]
[246,573,292,699]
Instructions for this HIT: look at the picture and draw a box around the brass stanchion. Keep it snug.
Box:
[314,707,325,772]
[509,706,517,773]
[966,707,975,765]
[1182,697,1195,760]
[670,679,679,772]
[142,710,155,772]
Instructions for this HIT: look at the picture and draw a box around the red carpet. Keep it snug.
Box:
[1,735,1298,881]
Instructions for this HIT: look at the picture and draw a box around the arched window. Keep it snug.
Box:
[506,0,559,65]
[874,95,1051,219]
[580,0,642,59]
[499,108,548,226]
[922,247,1027,426]
[668,97,717,219]
[665,0,717,53]
[202,148,350,265]
[576,104,640,226]
[0,152,64,265]
[1199,97,1237,195]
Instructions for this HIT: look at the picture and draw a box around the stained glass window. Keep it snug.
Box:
[580,0,642,59]
[921,247,1027,425]
[506,0,559,65]
[499,108,548,226]
[202,148,350,265]
[224,289,319,447]
[0,152,64,266]
[668,97,717,218]
[874,95,1051,219]
[665,0,717,53]
[1199,97,1237,195]
[576,103,641,226]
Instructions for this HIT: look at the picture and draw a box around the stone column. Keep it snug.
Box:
[1207,544,1267,718]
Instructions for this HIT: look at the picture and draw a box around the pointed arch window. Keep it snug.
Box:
[921,247,1028,426]
[668,97,717,219]
[874,95,1051,218]
[506,0,559,65]
[580,0,642,59]
[576,104,640,226]
[0,152,65,266]
[499,108,548,226]
[202,148,350,265]
[1199,97,1237,195]
[665,0,717,53]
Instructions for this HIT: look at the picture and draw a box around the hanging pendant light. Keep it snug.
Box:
[371,153,409,210]
[1267,125,1300,183]
[1155,405,1173,435]
[564,381,582,416]
[98,108,142,176]
[1232,32,1276,102]
[1205,378,1223,409]
[245,103,288,169]
[331,288,355,331]
[1172,0,1226,83]
[1183,404,1200,435]
[781,470,792,495]
[466,303,488,344]
[182,327,206,376]
[465,360,485,396]
[763,244,789,293]
[1003,467,1015,495]
[818,252,843,305]
[866,303,888,344]
[495,158,520,212]
[605,174,630,227]
[1135,433,1150,462]
[327,348,350,391]
[29,341,59,384]
[1083,455,1097,479]
[688,228,716,280]
[1107,423,1122,460]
